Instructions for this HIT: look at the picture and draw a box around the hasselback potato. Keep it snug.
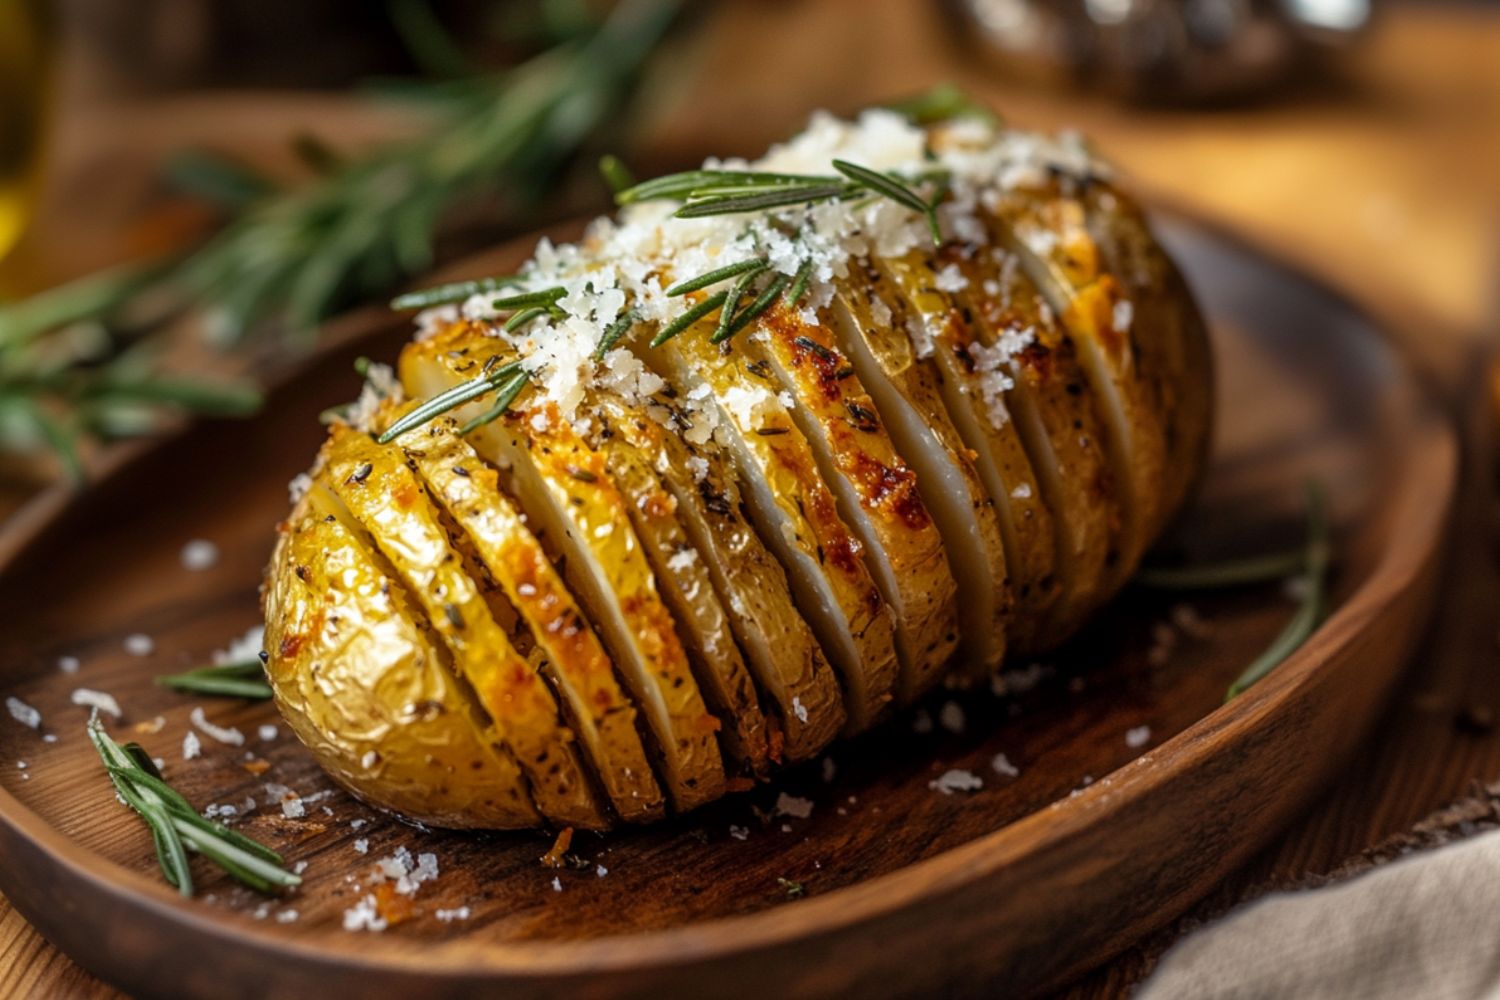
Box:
[262,105,1213,830]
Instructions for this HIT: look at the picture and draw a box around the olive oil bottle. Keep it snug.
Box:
[0,0,54,263]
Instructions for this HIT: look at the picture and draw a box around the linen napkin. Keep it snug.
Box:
[1139,825,1500,999]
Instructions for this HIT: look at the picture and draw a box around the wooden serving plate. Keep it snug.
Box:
[0,217,1455,999]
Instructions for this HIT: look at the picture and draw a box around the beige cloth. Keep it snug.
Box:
[1140,827,1500,1000]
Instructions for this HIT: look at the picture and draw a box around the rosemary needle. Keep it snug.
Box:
[666,258,767,297]
[391,275,521,311]
[1135,549,1306,590]
[1225,481,1331,701]
[713,263,769,342]
[651,291,727,347]
[87,714,300,897]
[831,159,943,245]
[156,659,273,701]
[715,272,790,343]
[460,369,531,434]
[377,361,523,442]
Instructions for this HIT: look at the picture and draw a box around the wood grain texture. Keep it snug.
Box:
[0,217,1456,998]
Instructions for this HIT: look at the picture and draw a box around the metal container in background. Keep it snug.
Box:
[952,0,1375,103]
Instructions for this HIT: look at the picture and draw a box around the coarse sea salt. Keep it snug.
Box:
[190,706,245,746]
[6,697,40,729]
[929,769,984,795]
[123,634,154,657]
[342,895,387,932]
[70,688,122,718]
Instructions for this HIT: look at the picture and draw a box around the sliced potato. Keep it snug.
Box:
[401,324,728,812]
[323,422,609,828]
[831,259,1015,674]
[644,309,900,731]
[585,401,772,777]
[594,382,846,760]
[983,185,1170,587]
[397,417,666,823]
[263,480,540,829]
[875,251,1060,656]
[1078,182,1214,537]
[739,303,959,702]
[944,242,1125,642]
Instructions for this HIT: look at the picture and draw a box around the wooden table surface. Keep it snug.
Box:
[1,2,1496,996]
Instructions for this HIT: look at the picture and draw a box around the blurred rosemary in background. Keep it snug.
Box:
[0,0,680,481]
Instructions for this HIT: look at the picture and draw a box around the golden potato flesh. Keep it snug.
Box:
[262,109,1212,829]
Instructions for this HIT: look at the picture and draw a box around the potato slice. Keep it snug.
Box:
[1078,182,1214,537]
[825,263,1013,675]
[397,418,666,823]
[592,383,845,760]
[264,481,540,829]
[645,312,900,732]
[401,325,727,812]
[873,252,1060,656]
[323,423,609,829]
[585,403,772,777]
[983,185,1170,587]
[941,242,1125,644]
[737,305,958,702]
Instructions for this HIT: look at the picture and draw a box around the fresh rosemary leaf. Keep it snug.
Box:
[598,154,636,195]
[1225,482,1331,701]
[650,290,728,347]
[831,159,942,244]
[674,183,852,218]
[491,287,567,310]
[376,360,523,442]
[592,308,638,360]
[504,305,552,332]
[391,275,521,310]
[1136,549,1306,590]
[166,150,275,211]
[715,272,790,343]
[713,263,769,342]
[459,369,531,434]
[616,169,832,204]
[87,714,300,897]
[156,659,273,700]
[783,259,815,308]
[666,258,767,297]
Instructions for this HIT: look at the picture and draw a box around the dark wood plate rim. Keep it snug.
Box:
[0,213,1458,985]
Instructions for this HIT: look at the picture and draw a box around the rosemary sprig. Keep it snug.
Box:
[459,368,531,433]
[615,164,948,237]
[87,714,300,897]
[651,290,728,347]
[831,160,942,244]
[592,308,638,360]
[0,0,680,479]
[1225,482,1331,701]
[376,359,526,442]
[1135,549,1306,590]
[390,275,522,311]
[714,272,791,343]
[665,258,768,297]
[156,659,273,700]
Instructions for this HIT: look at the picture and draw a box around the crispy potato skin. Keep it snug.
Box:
[264,167,1211,830]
